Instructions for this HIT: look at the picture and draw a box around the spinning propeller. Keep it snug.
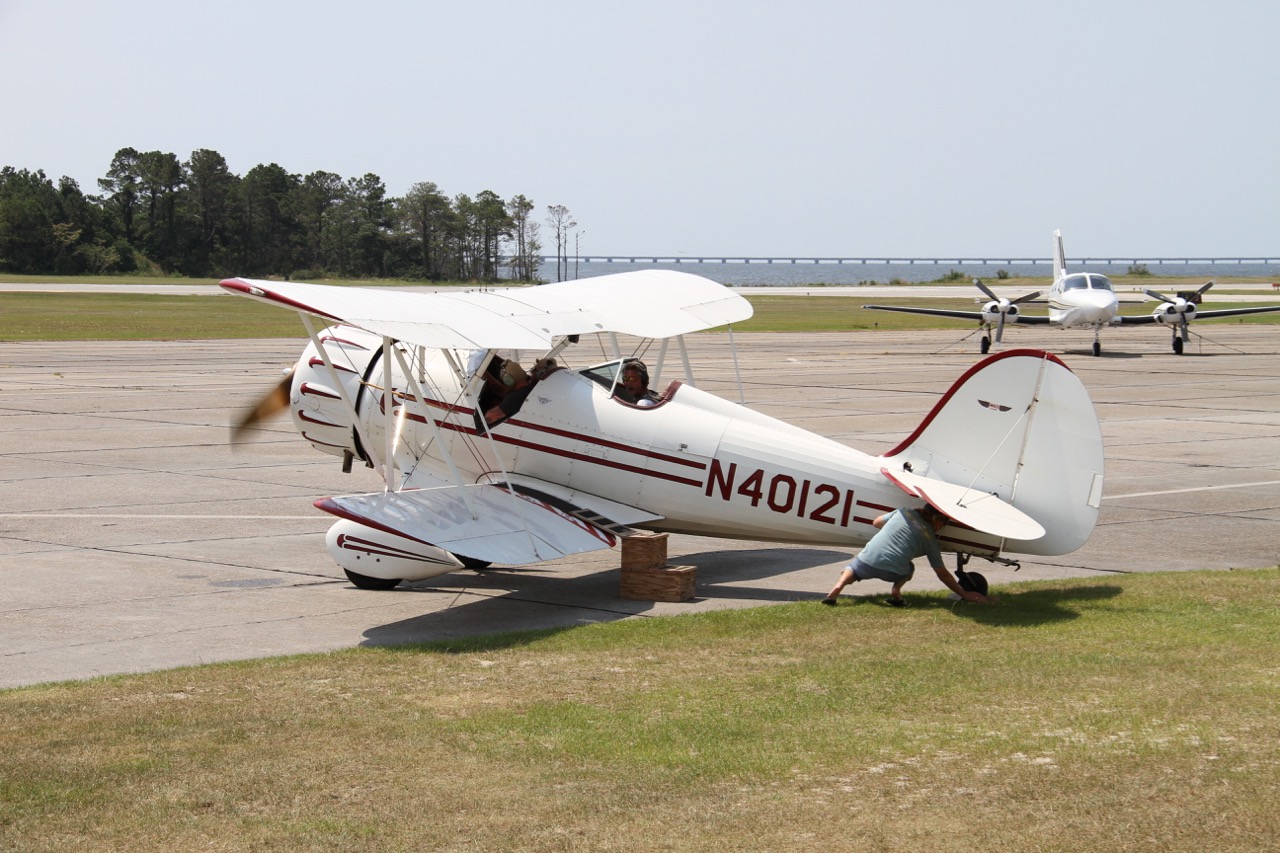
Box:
[232,368,294,443]
[975,278,1041,343]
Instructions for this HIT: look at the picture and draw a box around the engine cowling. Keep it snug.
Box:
[289,325,383,461]
[1152,300,1197,325]
[980,300,1019,326]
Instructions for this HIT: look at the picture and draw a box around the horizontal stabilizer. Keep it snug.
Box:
[882,467,1046,541]
[315,484,618,566]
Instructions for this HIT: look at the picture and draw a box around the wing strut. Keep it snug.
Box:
[727,325,745,403]
[382,337,395,492]
[677,335,696,387]
[388,343,480,518]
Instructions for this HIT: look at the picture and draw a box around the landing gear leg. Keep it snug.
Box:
[953,553,987,596]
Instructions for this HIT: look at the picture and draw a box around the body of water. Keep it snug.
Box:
[535,259,1280,286]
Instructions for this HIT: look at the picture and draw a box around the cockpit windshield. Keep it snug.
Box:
[1063,274,1113,291]
[580,359,626,392]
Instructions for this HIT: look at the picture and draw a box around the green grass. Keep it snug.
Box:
[3,569,1278,852]
[0,293,307,340]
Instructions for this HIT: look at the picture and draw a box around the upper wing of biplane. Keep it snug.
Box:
[220,269,754,350]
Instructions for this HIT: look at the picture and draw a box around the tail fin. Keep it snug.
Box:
[1052,228,1067,282]
[881,349,1104,557]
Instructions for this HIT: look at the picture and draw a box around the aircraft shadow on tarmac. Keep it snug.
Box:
[359,547,849,651]
[360,550,1125,651]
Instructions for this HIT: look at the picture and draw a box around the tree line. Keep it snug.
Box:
[0,147,577,282]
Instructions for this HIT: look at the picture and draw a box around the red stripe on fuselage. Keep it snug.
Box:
[394,395,708,487]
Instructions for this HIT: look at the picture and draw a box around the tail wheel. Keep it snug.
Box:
[343,569,402,590]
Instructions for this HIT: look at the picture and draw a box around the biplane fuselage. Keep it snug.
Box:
[305,334,906,546]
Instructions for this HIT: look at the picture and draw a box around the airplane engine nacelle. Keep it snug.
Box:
[981,301,1018,325]
[326,519,463,582]
[1152,302,1195,325]
[290,326,383,461]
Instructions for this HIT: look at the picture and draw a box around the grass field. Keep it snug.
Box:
[2,569,1277,852]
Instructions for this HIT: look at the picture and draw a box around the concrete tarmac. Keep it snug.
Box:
[2,326,1278,689]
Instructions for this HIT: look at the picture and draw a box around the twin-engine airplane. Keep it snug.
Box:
[863,230,1280,356]
[223,271,1105,596]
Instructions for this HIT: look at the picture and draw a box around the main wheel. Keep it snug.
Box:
[1173,336,1184,355]
[980,335,991,354]
[957,569,989,596]
[343,569,402,590]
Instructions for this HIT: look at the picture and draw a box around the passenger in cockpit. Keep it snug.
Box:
[615,359,659,407]
[485,361,532,425]
[481,358,562,427]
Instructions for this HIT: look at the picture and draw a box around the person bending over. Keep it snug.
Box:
[822,504,991,606]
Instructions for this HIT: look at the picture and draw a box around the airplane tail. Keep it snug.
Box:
[880,349,1104,557]
[1052,228,1067,281]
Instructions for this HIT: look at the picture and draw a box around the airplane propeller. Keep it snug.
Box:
[974,278,1041,343]
[232,368,294,443]
[1142,280,1214,352]
[1142,279,1214,308]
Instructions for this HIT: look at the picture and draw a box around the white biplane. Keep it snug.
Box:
[863,230,1280,356]
[223,271,1105,595]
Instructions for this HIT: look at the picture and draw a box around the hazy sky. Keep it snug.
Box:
[2,0,1276,258]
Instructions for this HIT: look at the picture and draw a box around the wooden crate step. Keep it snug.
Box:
[620,532,668,570]
[620,565,696,603]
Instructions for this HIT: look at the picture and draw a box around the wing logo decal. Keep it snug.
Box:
[978,400,1012,412]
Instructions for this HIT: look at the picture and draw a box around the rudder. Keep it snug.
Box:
[880,349,1104,556]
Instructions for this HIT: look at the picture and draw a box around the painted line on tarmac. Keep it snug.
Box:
[1104,479,1280,500]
